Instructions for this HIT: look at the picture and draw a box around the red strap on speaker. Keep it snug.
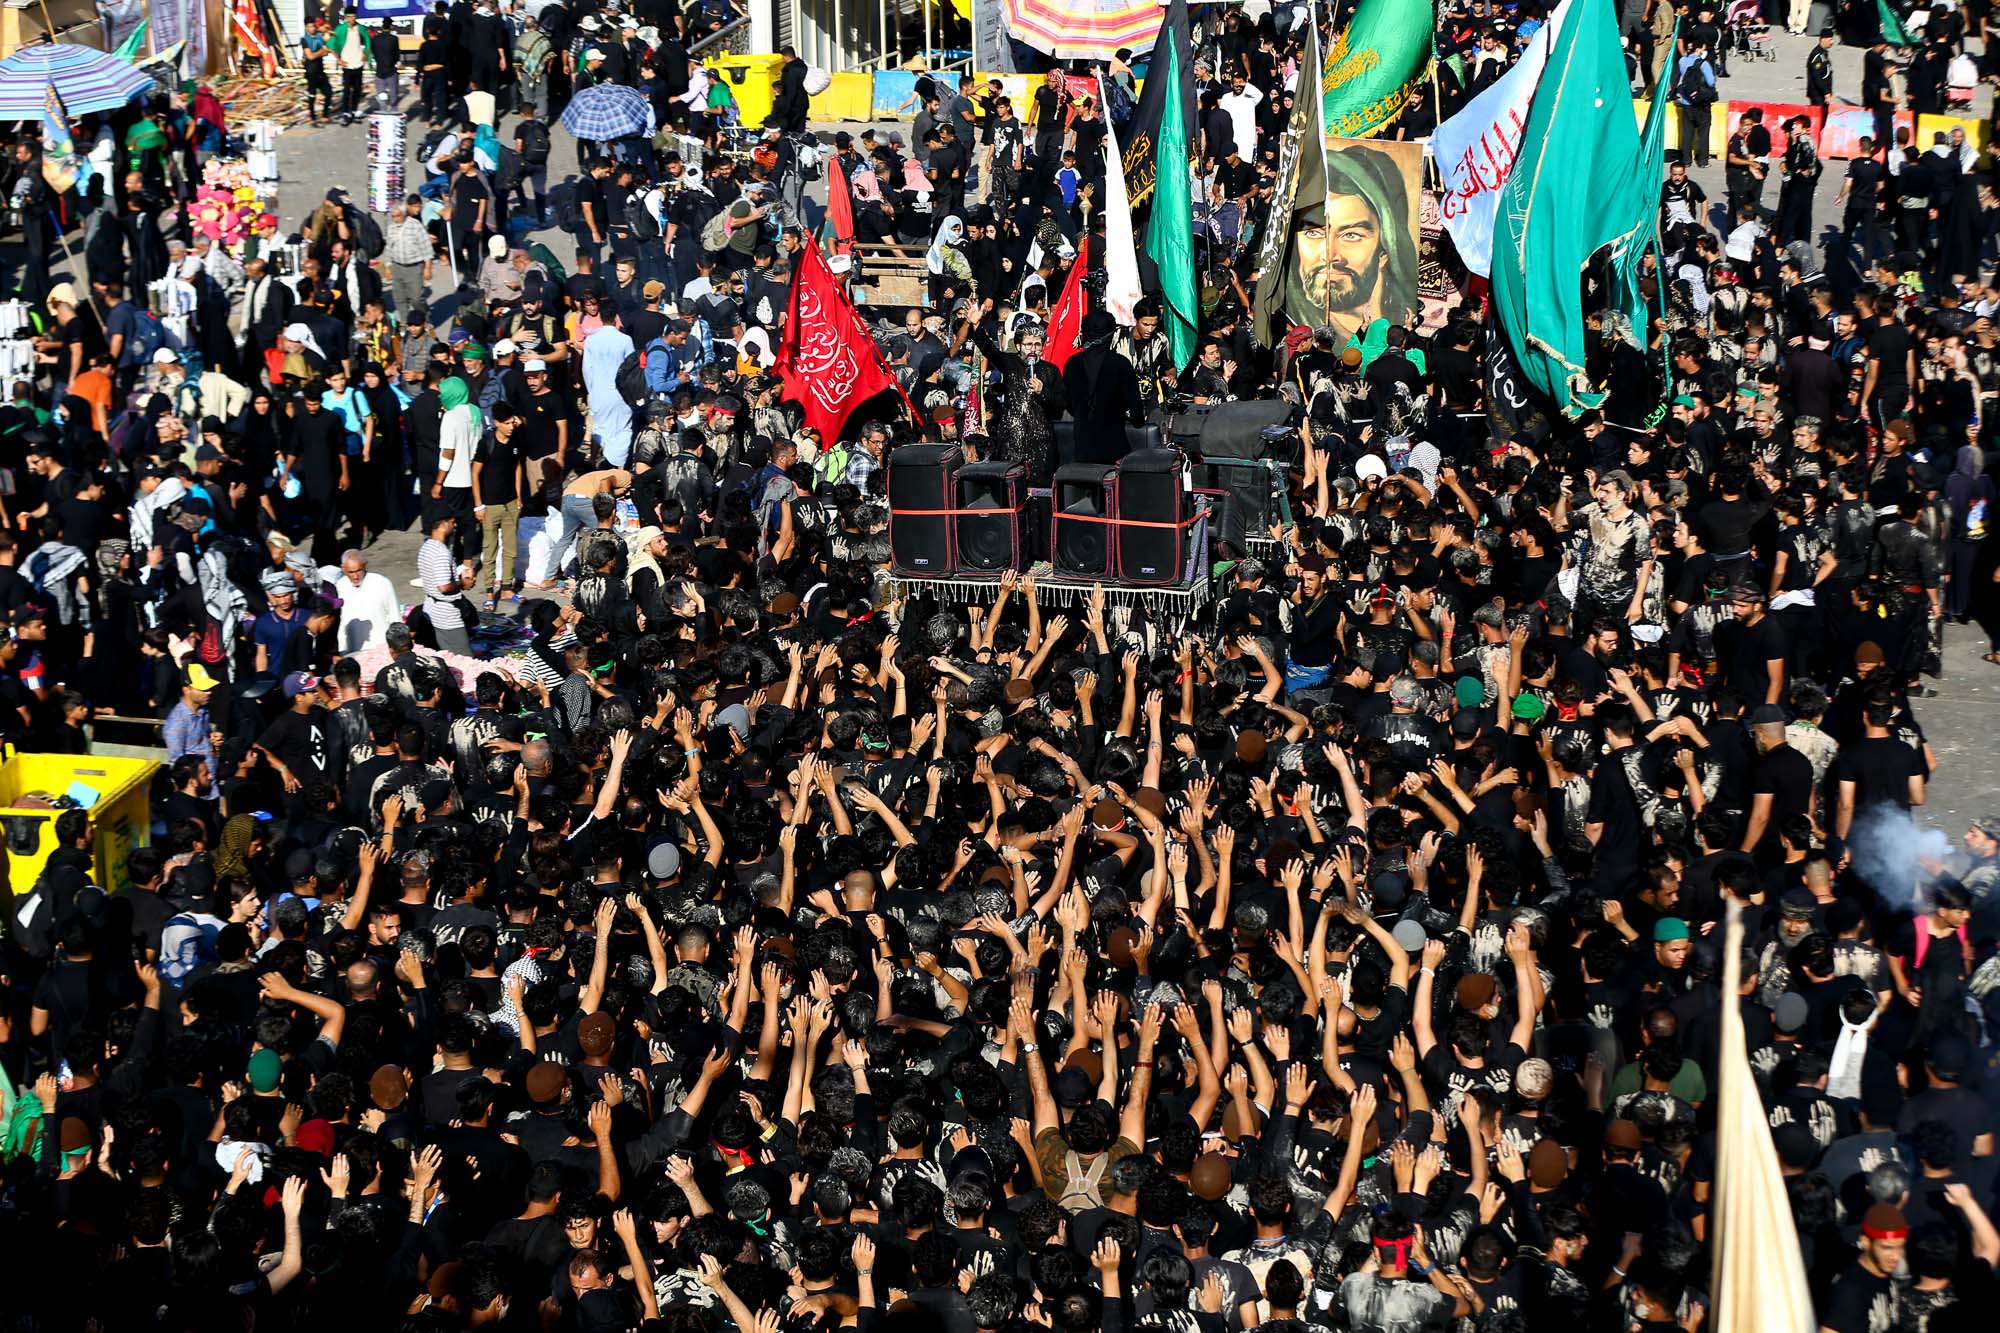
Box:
[1054,511,1202,530]
[892,505,1025,517]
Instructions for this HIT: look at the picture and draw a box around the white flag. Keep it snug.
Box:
[1099,76,1143,326]
[1429,1,1570,277]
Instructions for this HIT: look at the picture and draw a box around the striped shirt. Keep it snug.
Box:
[418,538,463,629]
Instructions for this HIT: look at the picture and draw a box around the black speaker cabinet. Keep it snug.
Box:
[1051,462,1116,577]
[954,462,1027,573]
[1053,421,1168,469]
[1113,448,1187,585]
[887,444,961,576]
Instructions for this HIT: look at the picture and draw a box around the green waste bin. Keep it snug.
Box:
[708,53,786,130]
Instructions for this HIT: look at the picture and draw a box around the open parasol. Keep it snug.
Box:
[1000,0,1165,60]
[0,43,157,119]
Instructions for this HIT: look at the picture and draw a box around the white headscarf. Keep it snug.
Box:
[926,215,963,275]
[282,321,326,360]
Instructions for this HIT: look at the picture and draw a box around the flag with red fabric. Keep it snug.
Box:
[823,153,856,259]
[1044,236,1092,371]
[775,236,902,442]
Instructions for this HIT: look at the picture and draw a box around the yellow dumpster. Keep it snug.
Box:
[0,753,159,894]
[709,53,786,130]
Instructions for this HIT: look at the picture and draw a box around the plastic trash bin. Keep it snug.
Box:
[708,53,786,130]
[0,753,159,894]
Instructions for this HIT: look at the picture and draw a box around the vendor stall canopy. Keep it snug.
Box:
[0,41,156,118]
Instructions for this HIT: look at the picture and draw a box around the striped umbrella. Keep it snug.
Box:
[1001,0,1165,60]
[559,84,654,141]
[0,43,156,119]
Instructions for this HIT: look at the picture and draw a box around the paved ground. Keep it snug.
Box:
[42,36,2000,836]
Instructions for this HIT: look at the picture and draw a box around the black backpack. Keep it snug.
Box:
[518,119,551,165]
[551,178,583,233]
[629,195,661,243]
[353,208,386,259]
[1676,59,1716,106]
[615,350,648,404]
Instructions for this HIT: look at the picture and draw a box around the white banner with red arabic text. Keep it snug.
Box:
[1428,0,1569,278]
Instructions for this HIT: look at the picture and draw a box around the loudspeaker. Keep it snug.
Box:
[1113,448,1187,585]
[887,444,961,576]
[1188,401,1292,551]
[1051,462,1116,577]
[954,462,1027,572]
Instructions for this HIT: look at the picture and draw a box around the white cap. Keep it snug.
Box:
[523,358,548,372]
[828,254,853,274]
[493,339,517,356]
[152,347,179,364]
[1353,454,1388,482]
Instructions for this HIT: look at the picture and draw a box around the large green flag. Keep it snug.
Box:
[112,18,150,63]
[1609,21,1675,348]
[1251,16,1327,346]
[1323,0,1435,140]
[1147,35,1198,372]
[1878,0,1915,45]
[1490,0,1652,418]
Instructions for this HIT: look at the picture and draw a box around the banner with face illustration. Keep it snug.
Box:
[1298,137,1424,346]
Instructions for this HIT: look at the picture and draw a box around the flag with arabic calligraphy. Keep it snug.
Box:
[1491,0,1650,418]
[1046,235,1092,370]
[1429,0,1569,277]
[774,236,902,443]
[1322,0,1435,141]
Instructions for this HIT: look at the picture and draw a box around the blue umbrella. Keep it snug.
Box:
[560,84,653,141]
[0,43,155,119]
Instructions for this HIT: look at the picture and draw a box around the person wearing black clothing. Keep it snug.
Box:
[1864,41,1898,160]
[769,46,810,133]
[1061,313,1145,461]
[1836,142,1886,262]
[1806,29,1835,108]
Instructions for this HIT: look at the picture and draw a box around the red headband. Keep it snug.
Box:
[1374,1236,1416,1267]
[1862,1221,1909,1241]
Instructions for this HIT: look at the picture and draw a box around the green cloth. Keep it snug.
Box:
[1610,21,1675,358]
[1322,0,1436,139]
[1351,318,1427,373]
[1491,0,1653,419]
[439,376,483,433]
[125,118,165,173]
[1878,0,1915,45]
[1145,32,1199,371]
[112,18,149,63]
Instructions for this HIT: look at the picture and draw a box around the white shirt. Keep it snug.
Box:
[334,569,403,654]
[1218,84,1261,161]
[439,404,478,489]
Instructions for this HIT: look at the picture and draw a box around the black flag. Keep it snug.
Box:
[1121,0,1198,224]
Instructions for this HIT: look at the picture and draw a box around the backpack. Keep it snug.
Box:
[701,207,732,253]
[123,310,170,366]
[1056,1150,1110,1210]
[615,350,648,405]
[551,178,584,233]
[1675,59,1716,106]
[1913,919,1971,971]
[22,550,57,622]
[814,440,852,488]
[518,119,552,165]
[629,195,662,244]
[353,208,386,259]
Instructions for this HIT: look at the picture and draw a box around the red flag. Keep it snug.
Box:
[1044,236,1091,370]
[775,236,902,443]
[823,153,855,259]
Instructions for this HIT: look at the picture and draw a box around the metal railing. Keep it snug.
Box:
[690,14,751,57]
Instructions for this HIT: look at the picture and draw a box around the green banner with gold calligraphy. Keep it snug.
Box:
[1321,0,1436,141]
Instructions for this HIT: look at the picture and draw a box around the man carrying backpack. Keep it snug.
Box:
[1672,40,1719,169]
[513,103,553,226]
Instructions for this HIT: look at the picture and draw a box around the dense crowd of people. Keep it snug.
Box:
[8,0,2000,1331]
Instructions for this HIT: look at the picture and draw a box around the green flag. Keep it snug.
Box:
[1146,34,1198,372]
[1610,21,1675,347]
[1323,0,1435,140]
[1491,0,1653,418]
[112,18,150,63]
[1877,0,1914,45]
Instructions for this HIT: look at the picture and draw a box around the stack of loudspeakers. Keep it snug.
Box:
[891,444,1195,584]
[1178,400,1293,553]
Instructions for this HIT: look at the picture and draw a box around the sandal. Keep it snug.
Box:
[1983,652,2000,665]
[481,597,497,612]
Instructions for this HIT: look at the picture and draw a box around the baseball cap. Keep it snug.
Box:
[151,347,179,364]
[266,531,295,551]
[194,443,225,462]
[185,663,222,692]
[492,339,517,356]
[282,671,320,698]
[523,358,548,372]
[642,279,666,301]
